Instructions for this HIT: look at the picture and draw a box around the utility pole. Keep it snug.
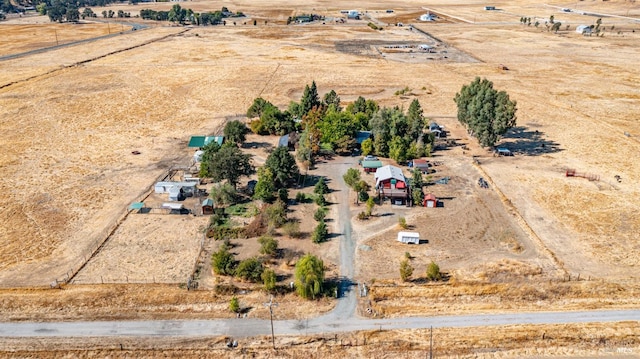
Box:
[54,30,59,46]
[429,326,433,359]
[264,296,278,349]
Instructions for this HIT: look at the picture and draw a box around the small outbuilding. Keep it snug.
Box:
[397,231,420,244]
[362,159,383,173]
[576,25,592,34]
[193,150,204,163]
[423,193,437,208]
[412,159,431,174]
[188,135,224,148]
[202,198,214,215]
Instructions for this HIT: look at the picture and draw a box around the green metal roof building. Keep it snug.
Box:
[362,160,383,173]
[188,136,224,148]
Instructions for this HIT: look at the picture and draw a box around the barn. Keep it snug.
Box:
[397,231,420,244]
[375,165,410,205]
[423,193,437,208]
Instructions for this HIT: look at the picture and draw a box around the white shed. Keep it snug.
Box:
[576,25,592,34]
[397,231,420,244]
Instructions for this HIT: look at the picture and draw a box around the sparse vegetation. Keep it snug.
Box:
[258,236,279,257]
[399,259,413,282]
[426,261,442,281]
[398,217,408,229]
[229,296,240,313]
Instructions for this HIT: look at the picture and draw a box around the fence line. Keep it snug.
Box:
[53,166,187,288]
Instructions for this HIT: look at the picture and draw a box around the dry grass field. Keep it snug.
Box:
[0,0,639,347]
[2,322,639,358]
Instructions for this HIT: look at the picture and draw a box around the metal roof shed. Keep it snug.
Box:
[397,231,420,244]
[188,136,224,148]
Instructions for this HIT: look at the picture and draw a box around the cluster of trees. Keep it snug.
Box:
[39,0,79,22]
[454,77,517,148]
[199,120,254,187]
[248,82,437,167]
[140,5,244,25]
[367,99,434,164]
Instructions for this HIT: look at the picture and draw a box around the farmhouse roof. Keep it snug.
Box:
[375,165,406,187]
[188,136,224,148]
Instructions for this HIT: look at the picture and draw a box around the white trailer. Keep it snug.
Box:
[397,231,420,244]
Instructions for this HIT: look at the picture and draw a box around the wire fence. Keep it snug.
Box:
[51,166,182,288]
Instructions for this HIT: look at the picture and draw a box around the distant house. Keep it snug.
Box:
[423,193,437,208]
[429,122,445,138]
[576,25,592,35]
[347,10,360,19]
[375,165,410,205]
[484,6,496,10]
[188,135,224,148]
[412,159,431,174]
[419,13,436,21]
[202,198,214,215]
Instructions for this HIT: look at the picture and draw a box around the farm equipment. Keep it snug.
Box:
[478,177,489,189]
[565,169,600,182]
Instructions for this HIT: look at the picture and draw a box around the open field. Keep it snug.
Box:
[0,0,639,335]
[1,322,639,358]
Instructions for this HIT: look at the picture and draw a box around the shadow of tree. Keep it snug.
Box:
[499,126,562,156]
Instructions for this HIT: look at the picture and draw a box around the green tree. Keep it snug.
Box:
[365,197,375,216]
[342,168,361,189]
[258,236,279,257]
[299,81,321,117]
[235,257,264,282]
[314,177,329,195]
[36,3,47,15]
[209,182,238,207]
[247,97,273,118]
[399,259,413,282]
[262,268,277,291]
[407,99,425,141]
[265,146,300,187]
[315,193,326,206]
[312,221,328,244]
[212,246,235,275]
[412,188,423,207]
[313,207,326,222]
[454,77,517,147]
[81,7,95,19]
[412,168,424,190]
[278,187,288,203]
[398,217,408,229]
[253,167,276,203]
[204,145,254,188]
[229,296,240,313]
[323,89,341,111]
[65,7,80,22]
[198,141,221,178]
[361,138,374,156]
[388,136,408,164]
[426,261,442,281]
[264,199,287,228]
[295,254,324,299]
[224,120,249,146]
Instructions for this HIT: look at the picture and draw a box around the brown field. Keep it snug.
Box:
[2,322,640,358]
[0,1,640,351]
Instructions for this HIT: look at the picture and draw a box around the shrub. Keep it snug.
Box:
[235,257,264,282]
[315,194,327,206]
[313,207,326,222]
[398,217,408,229]
[426,261,442,281]
[207,226,246,241]
[399,259,413,282]
[265,200,287,228]
[229,296,240,313]
[366,197,375,216]
[358,190,369,203]
[282,221,302,238]
[295,192,306,203]
[312,221,328,244]
[258,236,279,257]
[357,211,368,220]
[215,284,238,295]
[212,246,236,276]
[262,268,277,292]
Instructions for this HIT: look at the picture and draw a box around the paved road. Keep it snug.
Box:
[1,309,639,338]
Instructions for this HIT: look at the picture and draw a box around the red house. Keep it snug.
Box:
[375,165,410,205]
